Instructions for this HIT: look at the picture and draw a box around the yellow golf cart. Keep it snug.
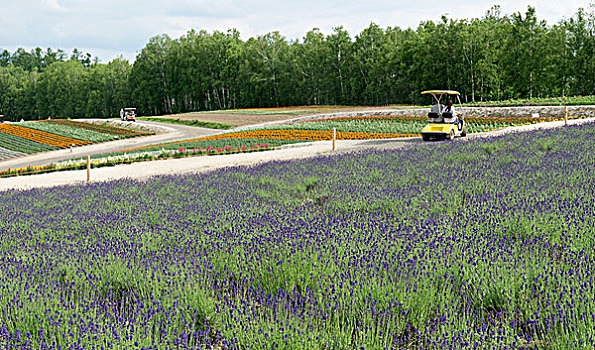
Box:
[420,90,467,141]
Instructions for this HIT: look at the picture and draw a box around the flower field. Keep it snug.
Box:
[1,122,595,349]
[273,114,429,135]
[82,112,587,176]
[122,113,586,153]
[119,129,412,154]
[270,114,583,136]
[20,122,116,143]
[464,95,595,107]
[46,119,154,137]
[0,131,58,155]
[0,142,273,178]
[0,120,154,161]
[0,146,25,160]
[117,138,291,154]
[0,124,91,148]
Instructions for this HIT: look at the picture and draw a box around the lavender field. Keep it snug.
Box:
[1,123,595,349]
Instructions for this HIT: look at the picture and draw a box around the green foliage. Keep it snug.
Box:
[1,5,595,119]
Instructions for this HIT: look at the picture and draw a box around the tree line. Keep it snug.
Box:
[1,5,594,120]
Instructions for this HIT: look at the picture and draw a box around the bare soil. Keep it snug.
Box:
[91,119,165,133]
[157,106,416,127]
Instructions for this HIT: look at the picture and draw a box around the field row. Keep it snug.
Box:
[0,120,153,161]
[463,94,595,106]
[0,131,59,155]
[0,146,25,159]
[119,113,587,155]
[47,119,153,137]
[0,124,91,148]
[0,112,588,176]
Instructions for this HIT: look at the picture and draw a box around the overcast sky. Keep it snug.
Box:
[0,0,593,62]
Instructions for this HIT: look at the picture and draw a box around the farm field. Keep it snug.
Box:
[1,121,594,349]
[117,112,587,154]
[2,111,588,178]
[137,117,233,130]
[464,95,595,107]
[147,97,595,129]
[152,105,417,127]
[0,120,153,161]
[0,146,25,159]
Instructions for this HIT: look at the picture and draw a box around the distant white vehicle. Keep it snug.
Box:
[120,108,137,122]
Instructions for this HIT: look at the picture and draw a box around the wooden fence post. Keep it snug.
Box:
[332,128,336,151]
[564,104,568,126]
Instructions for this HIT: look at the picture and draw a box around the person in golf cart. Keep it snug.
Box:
[421,90,467,140]
[442,99,457,123]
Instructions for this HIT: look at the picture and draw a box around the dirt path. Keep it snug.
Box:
[1,116,593,192]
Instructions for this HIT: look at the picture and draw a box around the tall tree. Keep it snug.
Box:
[326,27,353,105]
[1,5,595,120]
[130,35,173,115]
[36,60,86,118]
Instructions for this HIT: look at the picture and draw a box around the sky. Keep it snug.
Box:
[0,0,593,62]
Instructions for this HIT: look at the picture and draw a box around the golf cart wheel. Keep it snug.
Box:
[448,130,455,140]
[461,126,467,137]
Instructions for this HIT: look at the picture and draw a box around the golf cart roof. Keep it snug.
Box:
[124,107,136,111]
[421,90,460,96]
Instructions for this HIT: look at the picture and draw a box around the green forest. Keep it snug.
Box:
[1,6,594,120]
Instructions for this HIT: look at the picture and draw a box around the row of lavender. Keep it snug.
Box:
[1,123,594,349]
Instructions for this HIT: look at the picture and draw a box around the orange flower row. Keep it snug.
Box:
[0,124,91,148]
[199,129,419,141]
[118,129,419,153]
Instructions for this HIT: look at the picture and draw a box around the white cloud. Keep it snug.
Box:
[0,0,592,62]
[42,0,68,14]
[43,0,65,12]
